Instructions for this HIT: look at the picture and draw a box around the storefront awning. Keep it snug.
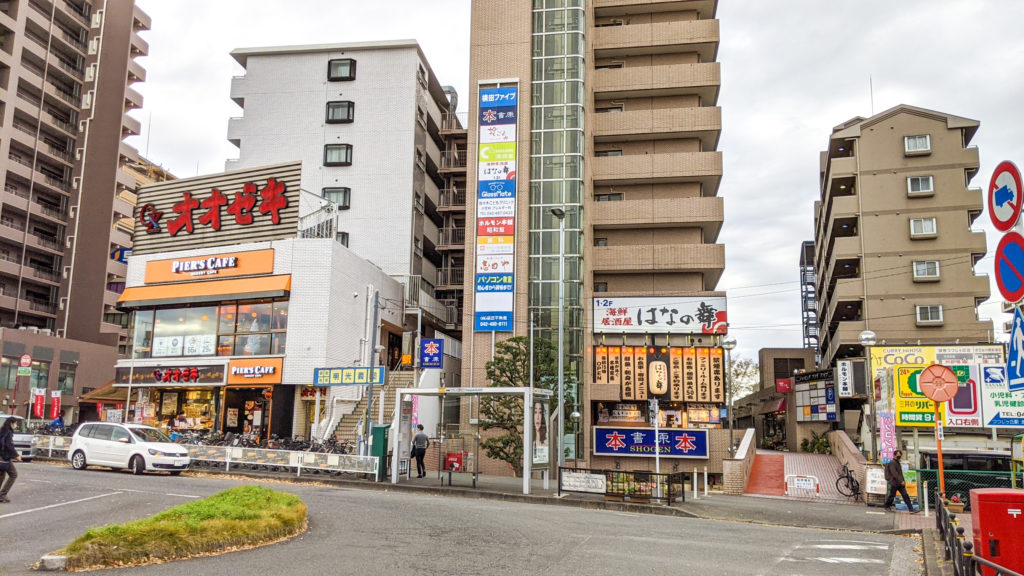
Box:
[759,397,786,415]
[80,381,128,403]
[117,275,291,308]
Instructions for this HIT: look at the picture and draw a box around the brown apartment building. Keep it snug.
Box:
[813,104,992,368]
[463,0,726,472]
[1,0,150,420]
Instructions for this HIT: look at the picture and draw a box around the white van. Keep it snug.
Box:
[68,422,189,475]
[0,415,34,461]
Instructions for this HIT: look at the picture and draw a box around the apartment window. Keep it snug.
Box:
[594,237,608,247]
[912,261,940,280]
[327,58,356,81]
[594,282,608,293]
[326,101,354,123]
[909,217,937,237]
[594,149,622,157]
[416,107,427,127]
[1,357,17,389]
[337,232,349,247]
[907,176,934,196]
[57,362,77,393]
[595,193,623,202]
[916,305,943,324]
[905,134,931,154]
[324,144,353,166]
[323,187,351,209]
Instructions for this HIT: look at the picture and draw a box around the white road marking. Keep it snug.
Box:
[0,492,122,519]
[808,544,888,550]
[806,557,886,564]
[165,493,200,498]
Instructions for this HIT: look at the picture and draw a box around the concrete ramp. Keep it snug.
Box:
[745,451,786,496]
[745,450,856,503]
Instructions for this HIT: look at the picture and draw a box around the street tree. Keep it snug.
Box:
[728,355,761,402]
[481,336,556,476]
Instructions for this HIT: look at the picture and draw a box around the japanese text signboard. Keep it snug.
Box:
[473,84,518,332]
[894,366,945,427]
[794,369,836,422]
[132,161,301,256]
[593,427,708,459]
[979,365,1024,428]
[593,297,728,334]
[593,345,726,407]
[420,339,444,369]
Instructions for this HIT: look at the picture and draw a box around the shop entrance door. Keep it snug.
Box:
[223,388,270,439]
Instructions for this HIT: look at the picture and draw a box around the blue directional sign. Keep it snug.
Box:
[592,427,708,459]
[420,339,444,369]
[996,232,1024,303]
[1008,308,1024,393]
[989,161,1023,232]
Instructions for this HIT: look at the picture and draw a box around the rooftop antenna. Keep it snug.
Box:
[869,75,875,115]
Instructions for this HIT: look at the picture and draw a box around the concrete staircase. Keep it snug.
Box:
[333,370,414,442]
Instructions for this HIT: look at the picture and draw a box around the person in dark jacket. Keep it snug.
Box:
[0,417,22,503]
[883,449,918,513]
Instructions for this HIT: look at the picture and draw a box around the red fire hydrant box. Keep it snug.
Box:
[970,488,1024,576]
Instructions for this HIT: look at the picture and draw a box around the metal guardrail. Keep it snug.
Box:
[558,466,685,504]
[30,435,379,476]
[936,497,1023,576]
[915,469,1023,511]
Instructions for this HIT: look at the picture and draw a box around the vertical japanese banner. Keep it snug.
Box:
[634,348,648,400]
[32,388,45,418]
[50,390,62,420]
[696,348,711,402]
[878,410,897,463]
[669,348,684,401]
[594,346,609,385]
[621,347,635,400]
[474,84,518,332]
[710,347,725,403]
[608,346,622,388]
[683,348,697,401]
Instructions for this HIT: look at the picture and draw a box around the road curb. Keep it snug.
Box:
[36,554,67,571]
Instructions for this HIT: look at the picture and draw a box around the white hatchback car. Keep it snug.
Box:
[68,422,190,475]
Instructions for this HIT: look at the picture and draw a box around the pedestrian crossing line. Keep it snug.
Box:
[806,557,886,564]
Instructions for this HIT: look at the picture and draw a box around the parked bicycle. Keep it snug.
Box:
[836,462,861,499]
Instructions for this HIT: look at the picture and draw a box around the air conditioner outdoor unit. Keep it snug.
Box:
[28,326,39,334]
[40,328,52,336]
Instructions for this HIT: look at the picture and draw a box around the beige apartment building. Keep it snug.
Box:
[814,104,992,368]
[1,0,151,420]
[464,0,726,473]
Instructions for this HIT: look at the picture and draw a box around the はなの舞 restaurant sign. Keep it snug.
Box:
[131,162,301,255]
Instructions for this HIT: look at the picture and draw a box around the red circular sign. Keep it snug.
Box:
[19,354,32,368]
[918,364,959,403]
[995,231,1024,303]
[988,160,1024,232]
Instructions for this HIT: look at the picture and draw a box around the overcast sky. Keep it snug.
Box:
[131,0,1024,361]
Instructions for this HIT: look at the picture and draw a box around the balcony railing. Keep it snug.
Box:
[437,267,465,287]
[8,154,33,168]
[28,299,57,314]
[34,201,67,219]
[440,150,467,169]
[32,234,63,250]
[4,185,29,199]
[0,220,27,233]
[439,227,466,246]
[31,266,59,282]
[439,188,466,208]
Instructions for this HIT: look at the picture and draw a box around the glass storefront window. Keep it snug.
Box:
[58,362,76,393]
[131,299,289,359]
[217,336,234,357]
[30,361,49,389]
[272,301,288,330]
[234,334,270,356]
[237,302,273,333]
[271,333,287,355]
[219,304,237,334]
[1,357,16,389]
[131,310,154,359]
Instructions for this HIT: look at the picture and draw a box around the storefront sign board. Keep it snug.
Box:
[593,427,708,458]
[228,357,283,385]
[145,249,275,284]
[894,365,945,427]
[593,297,727,334]
[979,365,1024,428]
[561,471,607,494]
[115,364,226,386]
[314,366,385,386]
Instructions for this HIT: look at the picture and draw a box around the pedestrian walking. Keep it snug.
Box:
[883,449,918,513]
[0,417,23,503]
[411,424,429,478]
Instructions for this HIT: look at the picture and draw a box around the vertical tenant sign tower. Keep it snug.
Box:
[464,0,727,472]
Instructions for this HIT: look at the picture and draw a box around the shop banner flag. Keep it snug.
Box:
[50,390,61,420]
[31,388,45,418]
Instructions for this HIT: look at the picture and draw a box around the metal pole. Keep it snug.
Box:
[557,215,565,469]
[653,397,660,475]
[866,351,877,462]
[362,290,380,456]
[526,312,534,495]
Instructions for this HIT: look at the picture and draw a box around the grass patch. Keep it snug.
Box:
[61,485,306,570]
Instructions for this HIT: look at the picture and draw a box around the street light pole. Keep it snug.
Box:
[550,207,566,470]
[860,329,877,462]
[722,335,737,455]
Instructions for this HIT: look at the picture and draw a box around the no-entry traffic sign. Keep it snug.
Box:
[995,231,1024,303]
[989,160,1023,232]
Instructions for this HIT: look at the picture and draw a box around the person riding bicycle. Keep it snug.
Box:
[48,415,65,432]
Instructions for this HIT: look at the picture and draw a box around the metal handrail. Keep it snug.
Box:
[936,497,1023,576]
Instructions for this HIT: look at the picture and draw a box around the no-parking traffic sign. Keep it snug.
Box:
[995,231,1024,303]
[989,160,1023,232]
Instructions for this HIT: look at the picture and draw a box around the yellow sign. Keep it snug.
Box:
[314,367,384,386]
[894,366,945,427]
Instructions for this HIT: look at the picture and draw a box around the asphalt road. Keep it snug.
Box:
[0,462,921,576]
